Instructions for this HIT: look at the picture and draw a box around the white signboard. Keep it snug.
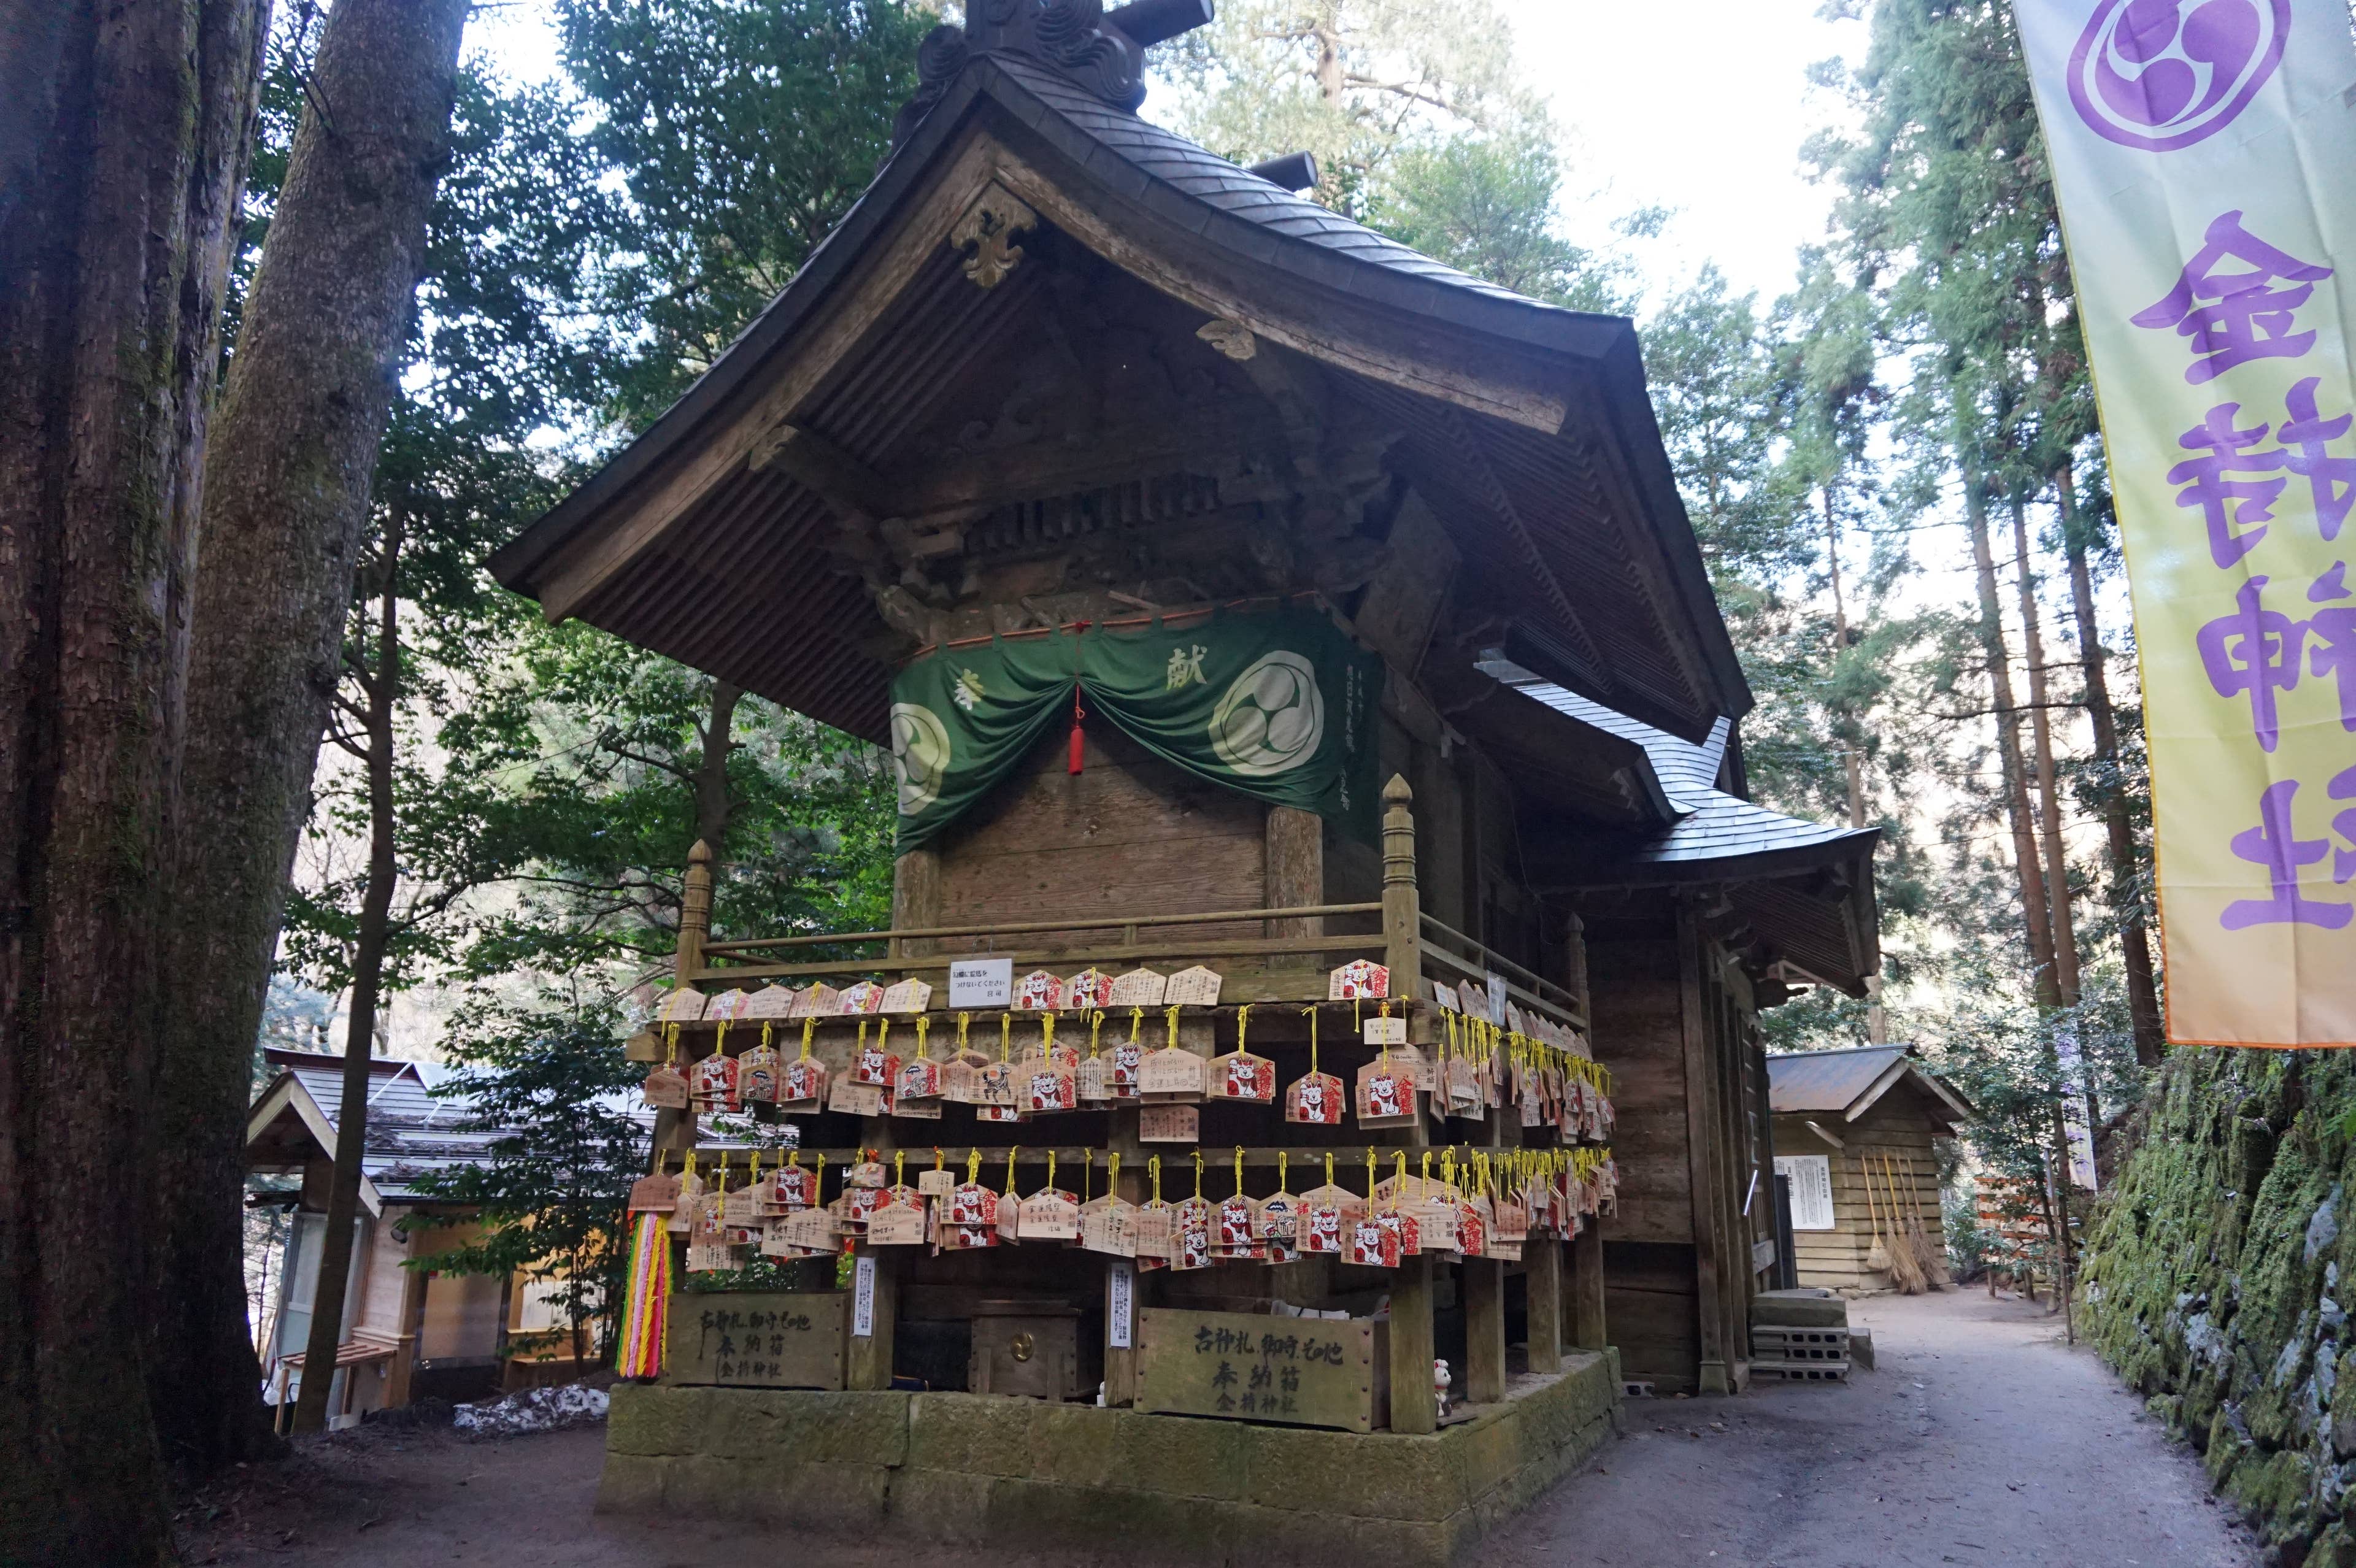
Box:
[851,1254,877,1338]
[1107,1259,1134,1350]
[1774,1155,1836,1232]
[1484,973,1508,1025]
[948,957,1012,1009]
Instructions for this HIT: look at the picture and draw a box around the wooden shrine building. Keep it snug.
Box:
[488,1,1884,1556]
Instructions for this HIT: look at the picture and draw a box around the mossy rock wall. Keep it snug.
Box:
[2085,1047,2356,1565]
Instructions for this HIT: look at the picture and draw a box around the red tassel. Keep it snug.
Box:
[1068,687,1086,775]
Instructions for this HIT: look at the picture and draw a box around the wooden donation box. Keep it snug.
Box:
[663,1293,845,1390]
[1134,1308,1388,1434]
[968,1304,1087,1401]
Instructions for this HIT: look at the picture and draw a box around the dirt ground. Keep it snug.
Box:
[1493,1286,2259,1568]
[180,1287,2257,1568]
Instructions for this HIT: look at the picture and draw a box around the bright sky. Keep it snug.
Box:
[1519,1,1869,306]
[468,0,1867,314]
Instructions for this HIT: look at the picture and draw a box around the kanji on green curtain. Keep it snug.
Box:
[888,602,1383,851]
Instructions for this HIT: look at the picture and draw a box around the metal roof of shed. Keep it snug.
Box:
[1768,1045,1972,1128]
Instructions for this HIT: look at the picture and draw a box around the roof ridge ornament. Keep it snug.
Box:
[892,0,1214,147]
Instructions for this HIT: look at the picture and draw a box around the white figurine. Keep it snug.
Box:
[1433,1358,1453,1418]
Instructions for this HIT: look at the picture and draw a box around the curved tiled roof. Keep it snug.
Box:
[1485,660,1875,872]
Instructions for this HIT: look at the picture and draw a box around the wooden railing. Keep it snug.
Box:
[677,774,1585,1030]
[1417,913,1590,1032]
[693,902,1383,985]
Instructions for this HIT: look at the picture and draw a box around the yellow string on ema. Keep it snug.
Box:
[798,1017,816,1061]
[1301,1005,1319,1074]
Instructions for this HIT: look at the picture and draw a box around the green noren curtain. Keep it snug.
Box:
[888,603,1384,852]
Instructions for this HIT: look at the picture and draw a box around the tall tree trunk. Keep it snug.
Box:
[1823,486,1886,1043]
[695,681,744,852]
[291,527,404,1434]
[2057,464,2165,1064]
[153,0,467,1468]
[2010,494,2082,1006]
[0,1,268,1555]
[1963,472,2062,1009]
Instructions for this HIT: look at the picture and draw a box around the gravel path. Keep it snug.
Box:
[1493,1286,2258,1567]
[182,1286,2255,1567]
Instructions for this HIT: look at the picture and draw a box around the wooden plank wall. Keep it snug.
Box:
[1773,1096,1950,1294]
[1588,929,1698,1391]
[936,724,1267,940]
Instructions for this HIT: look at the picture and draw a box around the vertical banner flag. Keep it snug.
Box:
[2016,0,2356,1043]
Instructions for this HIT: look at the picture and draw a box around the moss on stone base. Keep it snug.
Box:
[599,1353,1620,1567]
[2085,1047,2356,1561]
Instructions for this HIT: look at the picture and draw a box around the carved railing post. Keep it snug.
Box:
[654,840,715,1170]
[677,839,713,983]
[1380,775,1419,998]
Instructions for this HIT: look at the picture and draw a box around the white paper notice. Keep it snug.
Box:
[1774,1155,1836,1231]
[949,957,1013,1009]
[852,1253,877,1337]
[1107,1259,1134,1350]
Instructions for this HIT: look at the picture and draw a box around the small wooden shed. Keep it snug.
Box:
[1767,1047,1971,1296]
[245,1048,622,1422]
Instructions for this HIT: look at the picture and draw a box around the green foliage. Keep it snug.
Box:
[437,628,896,983]
[404,996,649,1360]
[554,0,930,429]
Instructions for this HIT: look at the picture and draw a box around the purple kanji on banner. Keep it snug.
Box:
[2279,378,2356,544]
[2223,780,2352,931]
[2197,577,2303,749]
[2308,609,2356,734]
[2132,211,2332,384]
[2172,402,2287,568]
[2333,764,2356,886]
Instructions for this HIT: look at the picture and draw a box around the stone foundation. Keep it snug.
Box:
[601,1350,1620,1565]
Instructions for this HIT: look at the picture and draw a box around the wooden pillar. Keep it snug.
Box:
[1677,901,1729,1394]
[1265,804,1323,941]
[1570,1216,1607,1353]
[1387,1254,1438,1433]
[1525,1236,1564,1375]
[1104,1107,1149,1407]
[1463,1258,1506,1404]
[845,1243,901,1390]
[383,1230,430,1408]
[1376,774,1438,1432]
[678,838,712,980]
[1563,910,1591,1021]
[892,845,941,957]
[1380,775,1420,996]
[654,840,715,1172]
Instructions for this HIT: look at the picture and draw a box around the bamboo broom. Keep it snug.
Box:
[1900,1151,1949,1286]
[1860,1153,1892,1274]
[1878,1151,1928,1294]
